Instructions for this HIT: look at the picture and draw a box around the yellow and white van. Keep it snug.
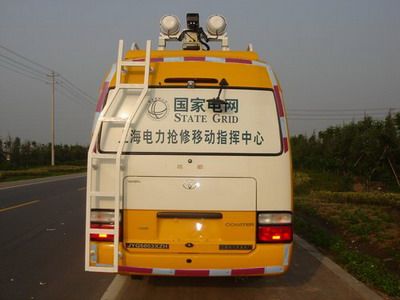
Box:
[85,13,293,277]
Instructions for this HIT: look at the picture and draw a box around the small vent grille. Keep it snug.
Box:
[219,244,253,250]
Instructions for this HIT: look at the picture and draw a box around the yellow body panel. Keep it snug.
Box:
[123,210,255,254]
[90,242,292,275]
[109,50,273,89]
[125,50,260,61]
[90,210,293,275]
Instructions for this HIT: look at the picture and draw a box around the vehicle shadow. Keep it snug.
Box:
[116,241,329,300]
[146,241,320,289]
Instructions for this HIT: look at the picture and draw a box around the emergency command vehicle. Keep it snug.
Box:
[85,13,293,277]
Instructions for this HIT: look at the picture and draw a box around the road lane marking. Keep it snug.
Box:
[0,173,86,191]
[77,187,86,191]
[0,200,40,213]
[101,275,129,300]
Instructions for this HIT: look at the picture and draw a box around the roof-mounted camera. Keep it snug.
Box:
[186,13,200,31]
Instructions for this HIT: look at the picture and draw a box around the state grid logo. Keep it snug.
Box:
[147,97,169,120]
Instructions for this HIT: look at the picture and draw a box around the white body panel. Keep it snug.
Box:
[90,155,291,211]
[89,87,291,212]
[99,89,281,154]
[124,176,256,211]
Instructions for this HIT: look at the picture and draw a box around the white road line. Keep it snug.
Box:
[0,173,86,191]
[101,275,129,300]
[294,235,383,300]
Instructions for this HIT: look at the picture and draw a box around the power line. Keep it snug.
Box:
[288,116,390,121]
[289,118,360,121]
[58,82,96,106]
[0,56,96,108]
[56,85,82,105]
[0,43,97,105]
[0,52,49,77]
[288,112,395,117]
[57,84,94,108]
[0,44,97,165]
[288,119,385,121]
[56,87,84,106]
[0,57,93,108]
[0,60,50,84]
[0,44,53,73]
[0,56,49,81]
[59,75,97,104]
[56,89,94,111]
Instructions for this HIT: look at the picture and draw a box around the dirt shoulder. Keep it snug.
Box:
[295,192,400,298]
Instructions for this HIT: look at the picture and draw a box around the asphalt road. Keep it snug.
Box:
[0,175,383,300]
[114,238,378,300]
[0,175,113,300]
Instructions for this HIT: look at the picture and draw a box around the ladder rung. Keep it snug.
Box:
[90,191,115,197]
[89,228,116,235]
[121,60,145,67]
[119,83,145,89]
[100,117,127,123]
[91,153,116,160]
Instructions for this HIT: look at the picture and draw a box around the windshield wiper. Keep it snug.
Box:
[206,78,229,106]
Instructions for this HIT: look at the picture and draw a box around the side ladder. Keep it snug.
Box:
[85,39,152,272]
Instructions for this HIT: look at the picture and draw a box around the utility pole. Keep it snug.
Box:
[47,71,57,166]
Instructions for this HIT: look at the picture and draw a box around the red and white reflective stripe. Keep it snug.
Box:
[283,244,290,266]
[95,82,109,113]
[96,64,116,113]
[129,56,267,67]
[92,64,116,132]
[225,58,252,64]
[266,65,288,153]
[118,265,284,276]
[184,57,205,62]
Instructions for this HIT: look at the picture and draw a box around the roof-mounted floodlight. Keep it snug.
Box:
[206,15,227,36]
[158,13,229,51]
[160,15,181,36]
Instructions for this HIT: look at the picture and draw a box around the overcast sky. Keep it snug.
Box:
[1,0,399,145]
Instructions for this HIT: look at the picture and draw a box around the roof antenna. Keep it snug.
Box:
[206,78,229,107]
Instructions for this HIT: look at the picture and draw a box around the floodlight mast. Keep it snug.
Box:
[158,13,229,51]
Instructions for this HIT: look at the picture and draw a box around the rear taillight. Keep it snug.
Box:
[257,225,292,243]
[90,223,114,242]
[90,209,121,242]
[257,212,292,243]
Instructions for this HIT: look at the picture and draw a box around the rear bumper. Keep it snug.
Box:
[90,242,292,276]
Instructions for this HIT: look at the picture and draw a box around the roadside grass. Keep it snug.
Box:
[294,170,353,195]
[294,171,400,297]
[0,165,86,182]
[310,190,400,209]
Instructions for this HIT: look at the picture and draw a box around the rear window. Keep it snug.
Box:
[99,88,282,155]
